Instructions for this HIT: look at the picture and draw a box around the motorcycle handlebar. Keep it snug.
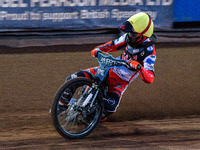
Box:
[94,51,100,57]
[95,51,136,71]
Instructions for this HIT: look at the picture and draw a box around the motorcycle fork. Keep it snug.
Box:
[82,83,99,108]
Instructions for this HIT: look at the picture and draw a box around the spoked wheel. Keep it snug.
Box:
[51,77,103,139]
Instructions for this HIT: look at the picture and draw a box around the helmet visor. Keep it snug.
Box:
[128,31,141,40]
[119,21,133,33]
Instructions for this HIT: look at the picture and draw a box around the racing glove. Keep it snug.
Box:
[129,60,141,70]
[130,60,154,83]
[91,48,100,57]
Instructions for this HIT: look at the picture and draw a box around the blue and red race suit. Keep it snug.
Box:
[66,33,156,114]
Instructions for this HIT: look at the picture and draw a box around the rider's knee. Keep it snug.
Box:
[104,98,118,112]
[104,92,120,112]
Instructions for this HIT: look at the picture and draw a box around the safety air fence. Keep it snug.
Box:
[0,0,199,44]
[0,0,174,31]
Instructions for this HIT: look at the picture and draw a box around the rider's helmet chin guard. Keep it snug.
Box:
[119,12,154,38]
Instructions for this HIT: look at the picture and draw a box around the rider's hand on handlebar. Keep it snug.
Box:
[91,48,101,57]
[129,60,141,70]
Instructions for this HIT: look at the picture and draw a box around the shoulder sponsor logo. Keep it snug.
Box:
[115,34,126,44]
[147,46,153,51]
[150,55,156,59]
[146,58,155,64]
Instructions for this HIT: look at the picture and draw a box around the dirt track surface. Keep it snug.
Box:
[0,45,200,149]
[1,113,200,150]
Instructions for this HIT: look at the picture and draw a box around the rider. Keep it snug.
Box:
[63,12,157,121]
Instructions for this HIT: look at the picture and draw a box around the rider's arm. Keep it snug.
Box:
[139,53,156,84]
[129,46,156,84]
[139,66,155,84]
[129,59,155,84]
[95,34,127,52]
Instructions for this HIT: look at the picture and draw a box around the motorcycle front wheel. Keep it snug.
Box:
[51,77,103,139]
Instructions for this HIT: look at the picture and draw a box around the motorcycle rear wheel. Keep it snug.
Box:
[51,77,103,139]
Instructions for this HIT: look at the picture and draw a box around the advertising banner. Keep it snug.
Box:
[174,0,200,22]
[0,0,173,31]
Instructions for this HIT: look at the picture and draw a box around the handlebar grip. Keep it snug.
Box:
[95,51,101,57]
[95,51,98,57]
[137,64,141,70]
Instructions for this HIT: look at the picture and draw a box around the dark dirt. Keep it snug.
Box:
[0,45,200,149]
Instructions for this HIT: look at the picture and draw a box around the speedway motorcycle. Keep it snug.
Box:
[50,51,135,139]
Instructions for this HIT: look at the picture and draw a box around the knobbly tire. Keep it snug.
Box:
[51,77,103,139]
